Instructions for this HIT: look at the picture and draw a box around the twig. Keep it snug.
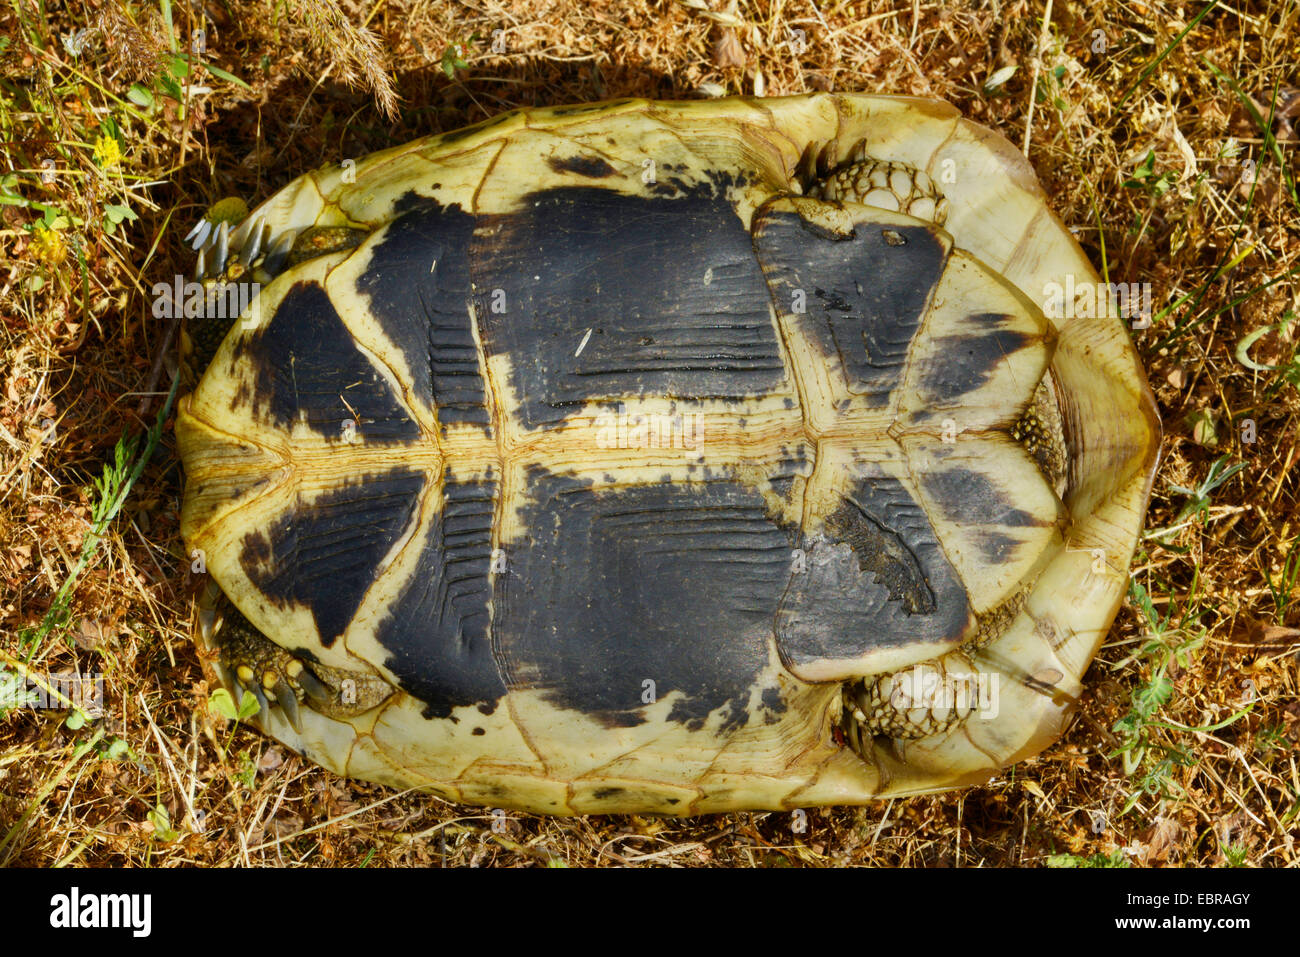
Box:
[1022,0,1054,157]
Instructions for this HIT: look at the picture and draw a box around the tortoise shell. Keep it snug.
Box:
[177,94,1160,814]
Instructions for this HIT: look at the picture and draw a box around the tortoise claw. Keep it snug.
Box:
[214,221,230,275]
[273,678,302,732]
[241,217,266,265]
[294,667,332,707]
[187,218,213,251]
[214,603,395,724]
[261,230,296,278]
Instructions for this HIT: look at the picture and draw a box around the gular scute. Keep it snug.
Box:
[754,209,949,406]
[239,469,426,646]
[473,187,786,429]
[355,202,492,430]
[776,474,971,668]
[494,470,792,731]
[233,281,420,441]
[375,474,506,718]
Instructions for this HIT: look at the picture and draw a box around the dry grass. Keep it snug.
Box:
[1,0,1297,867]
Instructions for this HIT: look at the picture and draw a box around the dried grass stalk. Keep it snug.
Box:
[287,0,400,120]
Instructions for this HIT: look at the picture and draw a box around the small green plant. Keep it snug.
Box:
[1145,455,1247,544]
[1110,579,1254,814]
[1236,310,1300,403]
[0,669,39,716]
[147,804,179,842]
[17,375,179,659]
[96,737,133,762]
[441,35,478,78]
[125,49,249,117]
[1110,579,1201,811]
[235,750,258,789]
[1123,150,1178,199]
[206,687,262,763]
[1261,538,1300,623]
[1046,849,1130,868]
[1252,724,1290,756]
[1220,842,1249,867]
[207,687,261,724]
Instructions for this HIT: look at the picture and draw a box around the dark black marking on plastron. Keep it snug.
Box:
[776,473,971,668]
[238,469,425,647]
[768,446,812,503]
[232,281,419,441]
[759,686,786,724]
[494,469,794,731]
[920,466,1050,562]
[547,155,617,178]
[390,187,441,218]
[754,206,949,407]
[374,473,505,718]
[912,313,1035,410]
[472,183,784,429]
[355,199,491,430]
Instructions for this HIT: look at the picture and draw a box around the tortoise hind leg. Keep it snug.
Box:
[211,600,395,730]
[810,153,951,226]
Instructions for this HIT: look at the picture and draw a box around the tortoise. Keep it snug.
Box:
[177,93,1160,815]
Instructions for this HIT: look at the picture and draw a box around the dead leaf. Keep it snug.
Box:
[712,29,745,69]
[75,618,105,651]
[1138,816,1182,864]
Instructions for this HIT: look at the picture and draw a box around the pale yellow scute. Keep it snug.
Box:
[895,250,1055,433]
[902,433,1066,615]
[175,401,289,549]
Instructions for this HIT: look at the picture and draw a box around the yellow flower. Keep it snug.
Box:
[30,226,69,268]
[93,133,122,170]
